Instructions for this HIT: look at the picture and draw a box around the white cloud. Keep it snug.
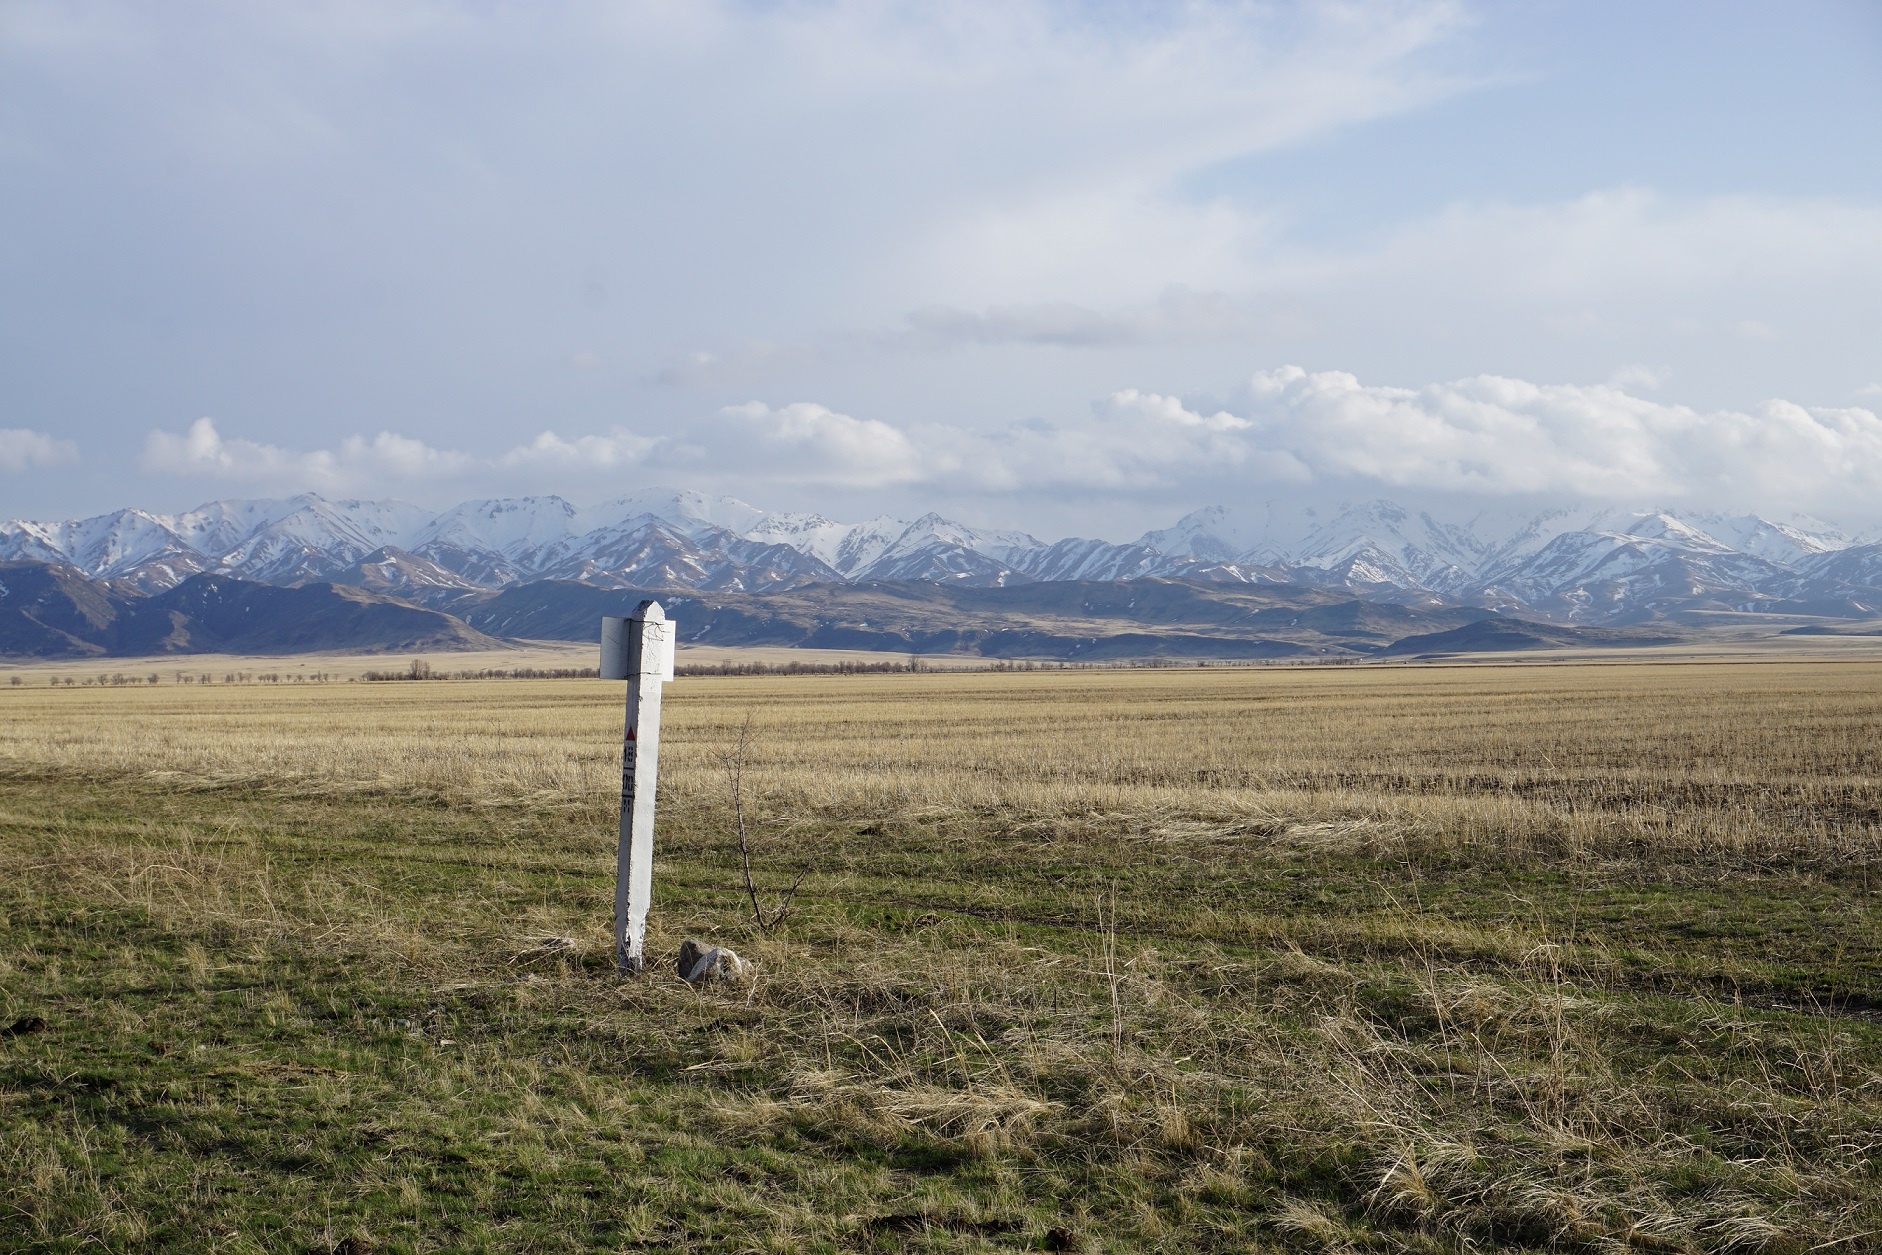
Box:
[145,416,651,494]
[142,417,471,486]
[144,417,321,479]
[926,389,1311,493]
[133,366,1882,524]
[138,406,920,494]
[0,428,78,472]
[670,369,1882,516]
[696,402,928,488]
[1139,367,1882,511]
[337,431,472,478]
[497,429,659,470]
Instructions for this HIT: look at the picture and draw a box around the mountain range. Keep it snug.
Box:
[5,490,1879,627]
[5,557,1705,663]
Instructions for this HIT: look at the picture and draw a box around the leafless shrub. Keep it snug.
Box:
[720,711,809,933]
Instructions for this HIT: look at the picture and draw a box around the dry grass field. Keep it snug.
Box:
[2,661,1881,1252]
[0,640,964,684]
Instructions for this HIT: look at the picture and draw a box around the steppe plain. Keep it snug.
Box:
[2,655,1881,1252]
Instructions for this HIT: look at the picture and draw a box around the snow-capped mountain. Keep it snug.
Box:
[3,489,1875,624]
[1478,526,1788,621]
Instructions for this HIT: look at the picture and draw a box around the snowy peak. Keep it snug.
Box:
[742,511,858,570]
[585,487,764,539]
[169,496,310,555]
[1602,511,1734,554]
[884,513,1043,564]
[1139,504,1282,561]
[1288,501,1489,592]
[829,517,912,577]
[1678,512,1849,564]
[414,496,579,557]
[1,490,1874,624]
[0,509,208,590]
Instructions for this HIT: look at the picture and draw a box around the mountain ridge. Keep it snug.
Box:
[5,490,1878,626]
[0,561,498,658]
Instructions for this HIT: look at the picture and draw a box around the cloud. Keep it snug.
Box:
[12,1,1879,532]
[0,428,78,472]
[497,429,659,470]
[138,404,922,494]
[694,402,928,487]
[660,186,1882,404]
[678,369,1882,516]
[144,417,661,495]
[135,366,1882,523]
[652,291,1282,385]
[142,417,471,486]
[1095,367,1882,511]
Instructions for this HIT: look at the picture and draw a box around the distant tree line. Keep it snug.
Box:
[28,671,341,687]
[13,653,1354,690]
[361,660,601,681]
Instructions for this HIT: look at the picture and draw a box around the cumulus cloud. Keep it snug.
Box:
[1060,368,1882,512]
[663,369,1882,516]
[497,429,660,470]
[0,428,78,472]
[1218,369,1882,512]
[138,405,921,495]
[142,417,472,486]
[145,417,662,495]
[134,366,1882,524]
[696,402,929,487]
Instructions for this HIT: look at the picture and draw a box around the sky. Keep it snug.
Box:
[2,0,1881,539]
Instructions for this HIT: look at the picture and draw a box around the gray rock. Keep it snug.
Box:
[677,938,750,985]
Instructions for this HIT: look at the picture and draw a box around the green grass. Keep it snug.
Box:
[4,769,1882,1254]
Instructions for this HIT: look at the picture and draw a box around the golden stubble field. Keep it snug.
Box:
[4,659,1882,1252]
[4,659,1879,859]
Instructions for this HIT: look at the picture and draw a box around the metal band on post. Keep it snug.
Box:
[602,600,676,973]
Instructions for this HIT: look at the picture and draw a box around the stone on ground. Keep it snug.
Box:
[677,938,749,985]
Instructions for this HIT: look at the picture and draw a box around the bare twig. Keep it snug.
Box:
[1098,884,1123,1051]
[722,710,810,933]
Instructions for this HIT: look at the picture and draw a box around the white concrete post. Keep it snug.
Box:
[601,600,676,973]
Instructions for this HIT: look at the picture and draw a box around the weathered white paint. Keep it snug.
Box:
[603,600,676,973]
[599,615,630,680]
